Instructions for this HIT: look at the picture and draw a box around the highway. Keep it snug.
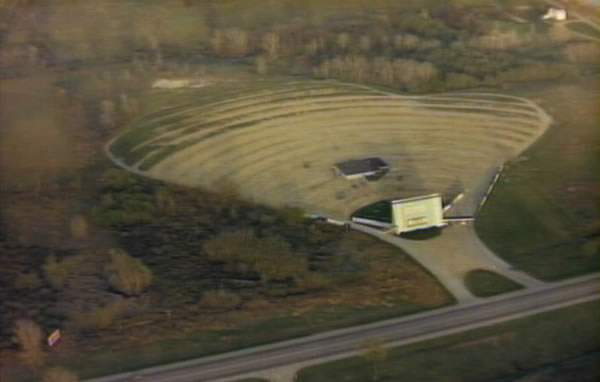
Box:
[86,274,599,382]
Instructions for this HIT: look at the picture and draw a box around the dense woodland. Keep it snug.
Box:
[0,0,598,379]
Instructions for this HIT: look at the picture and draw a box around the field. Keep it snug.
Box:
[464,269,523,297]
[475,78,600,280]
[566,22,600,39]
[297,301,600,382]
[109,79,552,219]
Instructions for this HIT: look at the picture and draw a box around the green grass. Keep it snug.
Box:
[50,299,438,380]
[567,22,600,38]
[464,269,523,297]
[297,301,600,382]
[475,78,599,281]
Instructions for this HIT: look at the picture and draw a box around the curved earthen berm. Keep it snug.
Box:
[108,81,552,220]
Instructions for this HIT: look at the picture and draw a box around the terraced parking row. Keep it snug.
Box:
[108,81,552,219]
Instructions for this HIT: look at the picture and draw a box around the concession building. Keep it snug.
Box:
[333,157,389,180]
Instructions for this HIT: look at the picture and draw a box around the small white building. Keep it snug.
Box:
[542,8,567,21]
[391,194,445,234]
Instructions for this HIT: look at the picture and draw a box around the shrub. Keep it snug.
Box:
[256,55,268,75]
[104,249,152,296]
[43,367,79,382]
[75,301,125,331]
[154,187,176,212]
[281,205,306,225]
[203,230,253,264]
[245,297,271,310]
[361,338,389,380]
[14,272,42,289]
[69,215,88,239]
[298,273,332,291]
[261,32,280,60]
[200,290,241,310]
[444,72,479,90]
[203,231,309,282]
[13,319,45,370]
[43,255,70,289]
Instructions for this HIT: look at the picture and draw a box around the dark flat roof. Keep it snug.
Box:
[335,157,388,176]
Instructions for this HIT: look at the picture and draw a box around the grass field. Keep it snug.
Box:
[296,301,600,382]
[464,269,523,297]
[475,78,599,280]
[566,22,600,38]
[109,79,551,220]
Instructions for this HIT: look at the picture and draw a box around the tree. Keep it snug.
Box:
[262,32,280,60]
[13,319,45,371]
[256,55,268,75]
[359,35,371,53]
[75,301,125,331]
[43,367,79,382]
[209,29,224,55]
[360,338,389,380]
[154,187,176,212]
[104,249,152,296]
[372,57,394,86]
[200,289,241,310]
[336,32,351,52]
[43,255,69,289]
[225,27,250,57]
[14,272,42,289]
[69,214,88,239]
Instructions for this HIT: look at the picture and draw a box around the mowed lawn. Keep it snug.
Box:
[475,78,599,280]
[297,301,600,382]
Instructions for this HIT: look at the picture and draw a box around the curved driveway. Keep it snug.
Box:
[352,222,545,303]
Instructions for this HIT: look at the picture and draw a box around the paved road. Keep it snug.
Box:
[86,274,599,382]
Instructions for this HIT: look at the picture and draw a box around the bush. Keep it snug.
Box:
[43,367,79,382]
[69,215,89,239]
[444,72,479,90]
[104,249,152,296]
[203,230,253,264]
[75,301,125,331]
[297,273,332,291]
[203,231,309,283]
[13,319,45,370]
[200,290,241,311]
[43,255,70,289]
[14,272,42,290]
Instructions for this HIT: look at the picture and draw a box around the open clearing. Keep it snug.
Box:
[108,80,551,220]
